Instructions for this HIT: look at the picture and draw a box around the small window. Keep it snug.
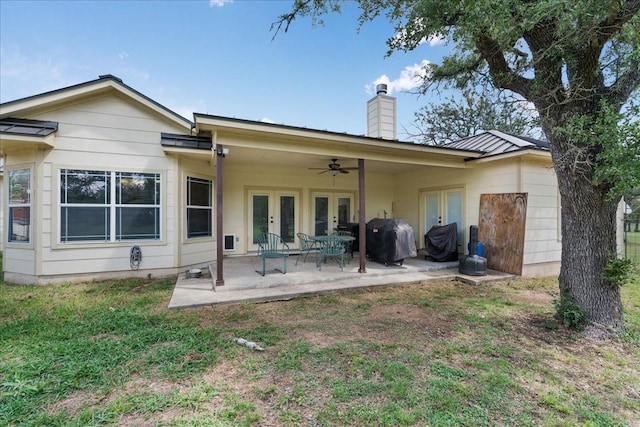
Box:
[187,176,212,238]
[8,168,31,243]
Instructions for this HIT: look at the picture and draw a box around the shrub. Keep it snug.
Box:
[553,292,587,331]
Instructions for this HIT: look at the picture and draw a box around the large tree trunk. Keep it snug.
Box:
[548,131,624,332]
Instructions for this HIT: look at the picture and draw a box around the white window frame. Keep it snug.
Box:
[59,169,161,243]
[7,168,31,243]
[186,175,213,239]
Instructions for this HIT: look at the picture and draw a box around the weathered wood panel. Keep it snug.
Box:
[478,193,528,275]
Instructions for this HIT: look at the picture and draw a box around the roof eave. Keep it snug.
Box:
[162,145,214,162]
[466,148,551,163]
[194,114,483,160]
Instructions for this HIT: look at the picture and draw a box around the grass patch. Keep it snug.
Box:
[625,231,640,263]
[1,273,639,426]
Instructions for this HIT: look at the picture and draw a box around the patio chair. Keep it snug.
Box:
[335,230,354,262]
[256,233,290,276]
[317,234,346,271]
[296,232,320,265]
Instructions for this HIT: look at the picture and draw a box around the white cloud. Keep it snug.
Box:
[424,34,445,47]
[260,117,276,124]
[171,100,210,121]
[0,45,76,101]
[393,18,447,48]
[366,60,432,95]
[118,52,129,60]
[209,0,233,7]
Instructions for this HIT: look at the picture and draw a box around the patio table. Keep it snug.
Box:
[312,235,356,270]
[311,235,356,243]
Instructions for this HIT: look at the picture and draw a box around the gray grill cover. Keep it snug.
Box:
[366,218,417,264]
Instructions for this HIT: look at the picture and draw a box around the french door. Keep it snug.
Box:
[312,192,355,236]
[421,188,464,251]
[248,190,299,251]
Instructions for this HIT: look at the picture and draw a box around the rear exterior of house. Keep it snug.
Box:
[0,75,576,284]
[0,76,217,284]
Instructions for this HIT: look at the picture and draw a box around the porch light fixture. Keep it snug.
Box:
[216,146,229,157]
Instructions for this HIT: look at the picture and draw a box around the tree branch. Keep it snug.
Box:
[475,35,533,99]
[596,0,640,45]
[606,58,640,109]
[270,0,314,39]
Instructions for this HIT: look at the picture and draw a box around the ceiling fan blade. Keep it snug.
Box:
[339,169,349,174]
[317,170,328,174]
[341,167,358,170]
[308,167,328,170]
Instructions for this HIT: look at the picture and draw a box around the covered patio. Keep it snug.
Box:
[168,254,514,308]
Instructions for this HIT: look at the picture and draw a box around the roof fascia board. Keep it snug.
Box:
[488,130,531,148]
[1,77,192,132]
[162,146,214,162]
[216,134,471,169]
[195,114,482,160]
[466,148,551,164]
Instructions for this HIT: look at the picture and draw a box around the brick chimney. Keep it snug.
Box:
[366,83,396,140]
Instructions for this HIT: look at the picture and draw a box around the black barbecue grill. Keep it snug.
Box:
[366,218,417,265]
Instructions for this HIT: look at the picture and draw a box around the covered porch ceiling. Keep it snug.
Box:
[220,146,435,175]
[195,114,483,175]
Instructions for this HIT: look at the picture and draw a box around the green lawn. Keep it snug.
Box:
[626,231,640,263]
[1,274,639,426]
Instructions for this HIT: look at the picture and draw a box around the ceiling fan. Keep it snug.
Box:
[309,158,358,175]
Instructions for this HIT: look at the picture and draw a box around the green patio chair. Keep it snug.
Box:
[296,232,320,265]
[317,234,346,271]
[335,230,354,262]
[256,233,290,276]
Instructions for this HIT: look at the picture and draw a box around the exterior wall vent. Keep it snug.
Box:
[223,234,236,251]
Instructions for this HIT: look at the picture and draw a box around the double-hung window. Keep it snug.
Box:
[60,169,160,242]
[186,176,212,238]
[8,168,31,243]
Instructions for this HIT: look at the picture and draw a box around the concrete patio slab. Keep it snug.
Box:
[168,254,515,308]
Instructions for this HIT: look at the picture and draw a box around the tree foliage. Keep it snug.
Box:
[274,0,640,333]
[410,87,540,145]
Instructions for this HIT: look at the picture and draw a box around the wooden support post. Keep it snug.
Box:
[358,158,366,273]
[215,146,225,286]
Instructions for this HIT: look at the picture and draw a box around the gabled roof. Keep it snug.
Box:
[0,74,192,132]
[444,130,549,159]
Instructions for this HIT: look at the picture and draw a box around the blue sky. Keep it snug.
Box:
[0,0,450,139]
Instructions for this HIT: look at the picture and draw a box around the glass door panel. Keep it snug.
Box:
[312,192,354,236]
[251,194,269,244]
[314,196,329,236]
[445,190,463,246]
[422,188,463,252]
[424,192,440,231]
[248,190,299,251]
[337,197,351,228]
[279,195,295,243]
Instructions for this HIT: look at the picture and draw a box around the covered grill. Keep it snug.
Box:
[366,218,417,265]
[424,223,459,262]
